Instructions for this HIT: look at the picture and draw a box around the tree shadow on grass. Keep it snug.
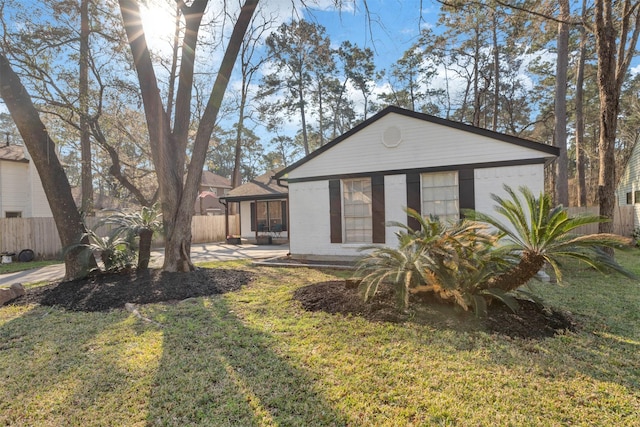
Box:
[0,306,158,426]
[146,297,347,426]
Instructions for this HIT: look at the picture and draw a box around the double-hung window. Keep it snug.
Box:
[421,171,459,223]
[343,178,373,243]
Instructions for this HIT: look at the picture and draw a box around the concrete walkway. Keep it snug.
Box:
[0,242,289,287]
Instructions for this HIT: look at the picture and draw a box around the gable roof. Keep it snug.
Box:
[0,145,29,163]
[275,106,558,180]
[201,170,232,189]
[220,169,288,202]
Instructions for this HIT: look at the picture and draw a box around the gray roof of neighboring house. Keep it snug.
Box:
[201,171,232,189]
[221,169,288,201]
[0,145,28,163]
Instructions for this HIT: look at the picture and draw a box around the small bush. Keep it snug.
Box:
[355,186,634,316]
[632,227,640,247]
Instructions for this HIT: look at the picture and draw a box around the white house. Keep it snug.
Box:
[0,144,52,218]
[274,106,559,261]
[219,169,288,244]
[616,141,640,227]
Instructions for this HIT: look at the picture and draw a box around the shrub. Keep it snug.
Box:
[632,227,640,247]
[66,228,136,275]
[354,186,635,316]
[98,204,162,270]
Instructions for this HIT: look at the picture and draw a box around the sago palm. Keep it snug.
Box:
[355,210,442,309]
[355,209,505,311]
[468,185,634,292]
[100,204,162,270]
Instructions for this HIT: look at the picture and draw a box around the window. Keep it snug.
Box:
[267,201,282,229]
[343,178,372,243]
[635,191,640,205]
[5,211,22,218]
[628,192,633,204]
[421,171,459,223]
[251,200,287,232]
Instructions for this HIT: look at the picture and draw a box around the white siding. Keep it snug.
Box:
[239,200,253,238]
[289,165,546,260]
[474,164,545,216]
[384,174,407,246]
[289,181,333,257]
[288,113,553,180]
[617,143,640,228]
[0,145,53,218]
[237,200,289,240]
[29,163,53,217]
[290,179,407,259]
[0,161,29,216]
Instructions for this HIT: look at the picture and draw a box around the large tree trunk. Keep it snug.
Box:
[119,0,258,272]
[594,0,640,236]
[575,0,588,207]
[298,70,310,155]
[137,228,153,270]
[491,10,499,132]
[80,0,93,216]
[0,54,90,280]
[554,0,570,207]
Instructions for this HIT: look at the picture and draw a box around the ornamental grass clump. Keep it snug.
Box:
[355,185,635,316]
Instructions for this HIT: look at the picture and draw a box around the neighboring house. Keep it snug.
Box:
[219,169,288,242]
[616,141,640,227]
[194,171,232,215]
[274,106,559,261]
[0,144,52,218]
[71,187,140,213]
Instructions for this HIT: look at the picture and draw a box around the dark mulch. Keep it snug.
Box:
[10,268,255,312]
[293,281,578,340]
[8,268,576,339]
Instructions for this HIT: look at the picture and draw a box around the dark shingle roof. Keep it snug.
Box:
[221,169,288,201]
[0,145,29,163]
[201,171,232,189]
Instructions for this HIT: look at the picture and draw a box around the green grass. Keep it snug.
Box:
[0,260,61,275]
[1,253,640,426]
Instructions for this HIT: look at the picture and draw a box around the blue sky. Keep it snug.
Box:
[304,1,438,71]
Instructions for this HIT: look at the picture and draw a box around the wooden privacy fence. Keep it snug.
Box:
[0,215,238,259]
[565,206,635,237]
[0,207,635,260]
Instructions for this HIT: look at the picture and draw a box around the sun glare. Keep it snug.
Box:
[139,0,177,50]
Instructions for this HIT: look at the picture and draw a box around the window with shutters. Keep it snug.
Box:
[250,200,287,232]
[421,171,459,223]
[343,178,372,243]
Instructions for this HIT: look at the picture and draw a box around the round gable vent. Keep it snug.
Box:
[382,125,402,148]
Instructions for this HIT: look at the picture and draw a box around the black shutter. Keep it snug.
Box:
[329,179,342,243]
[281,200,288,231]
[250,202,256,231]
[406,173,421,231]
[372,174,385,243]
[459,168,475,216]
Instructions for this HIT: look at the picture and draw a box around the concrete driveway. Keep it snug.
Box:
[0,242,289,287]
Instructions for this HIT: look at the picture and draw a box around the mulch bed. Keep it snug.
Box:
[9,268,255,312]
[7,268,577,339]
[294,281,578,339]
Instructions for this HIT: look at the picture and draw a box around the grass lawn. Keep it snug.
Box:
[1,251,639,426]
[0,260,61,275]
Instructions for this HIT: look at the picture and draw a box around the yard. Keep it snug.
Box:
[1,252,639,426]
